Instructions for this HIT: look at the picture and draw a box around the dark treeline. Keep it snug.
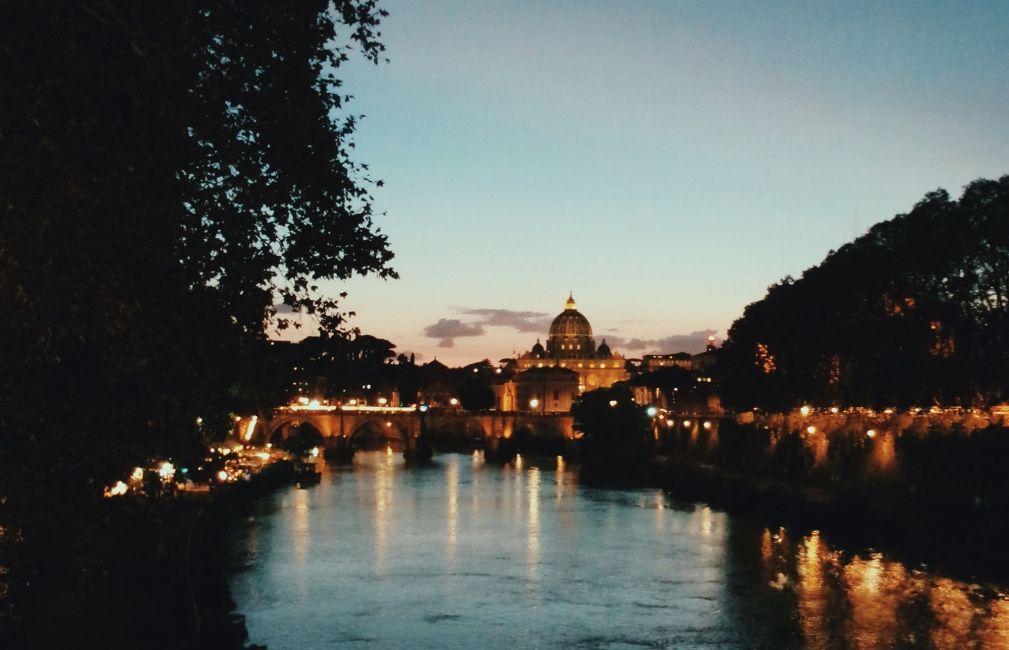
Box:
[265,335,499,410]
[720,176,1009,411]
[1,2,393,647]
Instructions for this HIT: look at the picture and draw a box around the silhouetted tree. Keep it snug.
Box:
[573,386,651,457]
[458,379,495,410]
[0,1,393,644]
[720,177,1009,410]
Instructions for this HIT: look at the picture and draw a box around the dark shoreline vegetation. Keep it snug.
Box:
[1,2,396,647]
[2,461,297,650]
[718,176,1009,411]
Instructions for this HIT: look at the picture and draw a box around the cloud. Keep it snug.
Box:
[605,329,718,355]
[421,308,550,347]
[459,308,551,333]
[422,319,486,348]
[422,306,718,355]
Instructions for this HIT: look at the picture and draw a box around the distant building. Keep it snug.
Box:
[493,367,579,413]
[642,352,693,371]
[492,294,629,411]
[514,294,629,393]
[692,337,720,371]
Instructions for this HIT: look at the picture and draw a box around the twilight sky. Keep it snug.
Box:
[295,0,1009,365]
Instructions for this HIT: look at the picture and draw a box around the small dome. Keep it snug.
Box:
[531,338,545,356]
[597,339,611,358]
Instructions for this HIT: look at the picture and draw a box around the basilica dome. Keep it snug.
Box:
[547,294,595,357]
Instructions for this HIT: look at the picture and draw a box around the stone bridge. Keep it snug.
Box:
[239,407,577,459]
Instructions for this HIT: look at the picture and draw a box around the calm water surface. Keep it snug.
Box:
[228,452,1009,649]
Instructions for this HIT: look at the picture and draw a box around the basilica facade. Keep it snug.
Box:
[517,293,628,391]
[495,295,628,412]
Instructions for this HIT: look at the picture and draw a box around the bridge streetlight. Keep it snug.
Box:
[645,406,658,442]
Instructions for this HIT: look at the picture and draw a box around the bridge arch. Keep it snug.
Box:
[268,413,335,442]
[270,420,325,452]
[510,418,568,455]
[347,417,411,451]
[427,417,487,449]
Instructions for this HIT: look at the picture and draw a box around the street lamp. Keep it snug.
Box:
[529,398,539,411]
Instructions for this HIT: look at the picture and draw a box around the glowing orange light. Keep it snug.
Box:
[243,415,258,441]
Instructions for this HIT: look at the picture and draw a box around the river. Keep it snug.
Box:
[227,451,1009,648]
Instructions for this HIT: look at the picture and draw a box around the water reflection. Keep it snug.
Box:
[372,449,394,575]
[757,524,1009,648]
[526,466,540,582]
[291,487,309,568]
[446,458,458,568]
[229,453,1009,649]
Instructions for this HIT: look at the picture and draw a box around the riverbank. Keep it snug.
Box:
[187,459,296,650]
[4,459,295,650]
[629,451,1009,583]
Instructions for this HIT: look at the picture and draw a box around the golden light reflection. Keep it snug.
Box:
[470,451,481,515]
[763,525,1009,648]
[700,506,713,537]
[446,457,459,568]
[760,528,773,567]
[795,531,837,646]
[977,596,1009,646]
[526,466,541,583]
[292,488,310,568]
[373,450,394,575]
[555,455,567,501]
[842,553,901,648]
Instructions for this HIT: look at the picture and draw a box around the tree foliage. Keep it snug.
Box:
[720,177,1009,410]
[0,0,394,636]
[573,385,651,454]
